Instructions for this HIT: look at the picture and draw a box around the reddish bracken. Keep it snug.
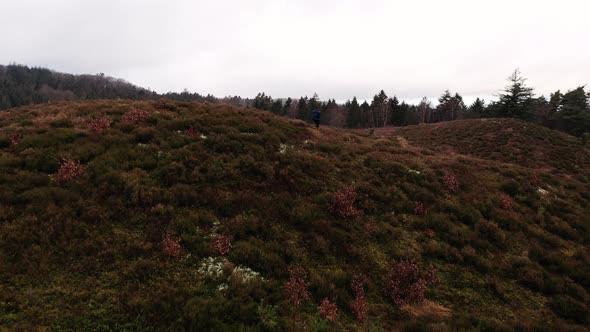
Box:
[328,186,363,218]
[414,201,427,216]
[384,261,437,306]
[350,273,369,321]
[529,173,541,187]
[500,194,513,210]
[89,116,112,133]
[319,298,338,322]
[184,127,198,137]
[10,132,23,146]
[351,273,368,296]
[282,266,310,306]
[424,229,435,237]
[443,172,459,193]
[364,221,379,235]
[162,233,181,258]
[211,234,232,256]
[350,294,368,321]
[54,158,84,184]
[121,108,150,125]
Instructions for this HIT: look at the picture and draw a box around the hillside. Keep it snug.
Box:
[1,100,590,331]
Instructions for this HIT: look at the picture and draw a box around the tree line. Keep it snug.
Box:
[251,69,590,139]
[1,64,589,138]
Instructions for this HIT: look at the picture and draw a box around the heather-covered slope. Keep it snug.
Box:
[1,101,589,331]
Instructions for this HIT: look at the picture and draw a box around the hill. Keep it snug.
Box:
[1,100,589,330]
[0,65,159,110]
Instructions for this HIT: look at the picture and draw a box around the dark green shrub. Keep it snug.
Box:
[550,295,589,324]
[50,119,73,128]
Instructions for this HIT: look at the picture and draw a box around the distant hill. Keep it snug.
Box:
[0,64,234,111]
[0,64,159,109]
[1,100,589,330]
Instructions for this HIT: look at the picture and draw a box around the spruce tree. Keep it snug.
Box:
[495,69,534,120]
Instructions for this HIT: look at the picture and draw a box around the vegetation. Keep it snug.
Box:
[1,99,590,330]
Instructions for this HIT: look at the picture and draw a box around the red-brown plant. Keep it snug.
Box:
[424,229,435,237]
[162,232,181,258]
[319,298,338,322]
[500,194,513,210]
[121,108,150,125]
[89,116,112,134]
[211,234,232,256]
[443,172,459,192]
[384,261,437,306]
[414,201,427,216]
[54,158,84,184]
[10,132,23,146]
[185,127,198,137]
[364,221,379,235]
[350,295,368,321]
[282,266,310,306]
[350,273,368,321]
[529,173,541,187]
[328,186,363,218]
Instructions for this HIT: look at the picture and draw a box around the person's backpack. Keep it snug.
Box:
[312,110,320,121]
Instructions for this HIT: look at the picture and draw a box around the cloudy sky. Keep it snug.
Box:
[1,0,589,103]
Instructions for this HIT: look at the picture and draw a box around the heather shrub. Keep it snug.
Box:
[21,149,60,173]
[475,219,506,246]
[54,158,84,184]
[162,232,181,258]
[153,99,179,112]
[499,195,513,210]
[184,126,198,137]
[50,119,73,128]
[319,298,338,322]
[384,261,437,306]
[443,172,459,193]
[10,132,23,146]
[328,186,363,218]
[550,295,589,324]
[0,136,9,148]
[89,116,112,134]
[211,234,232,256]
[350,273,368,321]
[121,108,150,125]
[414,201,427,216]
[257,300,279,330]
[134,127,156,144]
[501,180,521,196]
[282,266,310,306]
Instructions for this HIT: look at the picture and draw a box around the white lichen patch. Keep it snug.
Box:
[233,266,264,283]
[197,257,265,285]
[279,144,291,154]
[197,257,225,279]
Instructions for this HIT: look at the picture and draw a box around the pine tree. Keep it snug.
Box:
[370,90,389,127]
[346,97,362,128]
[551,87,590,136]
[297,97,310,121]
[282,97,293,116]
[271,99,283,114]
[466,98,485,118]
[494,69,534,120]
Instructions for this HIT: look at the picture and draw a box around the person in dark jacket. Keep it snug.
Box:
[311,109,321,128]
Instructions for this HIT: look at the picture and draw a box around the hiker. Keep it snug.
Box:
[312,109,321,128]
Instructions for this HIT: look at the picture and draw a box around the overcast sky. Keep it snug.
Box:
[1,0,589,103]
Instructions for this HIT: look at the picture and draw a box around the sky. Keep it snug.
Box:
[1,0,589,104]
